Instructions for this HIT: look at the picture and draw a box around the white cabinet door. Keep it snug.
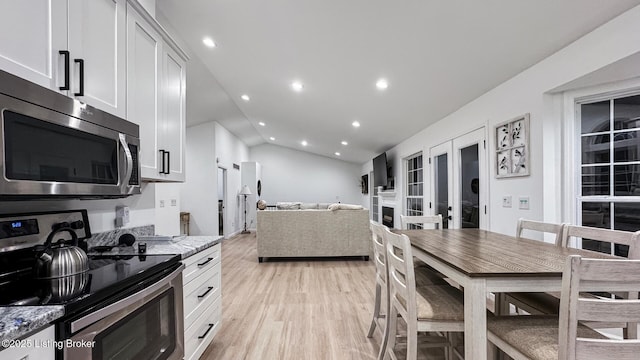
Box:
[0,0,67,90]
[0,326,55,360]
[161,45,186,182]
[127,5,162,179]
[67,0,126,118]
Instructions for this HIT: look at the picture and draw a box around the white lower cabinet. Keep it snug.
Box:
[1,325,55,360]
[182,244,221,360]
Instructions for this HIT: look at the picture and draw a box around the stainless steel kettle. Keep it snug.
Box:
[34,227,89,279]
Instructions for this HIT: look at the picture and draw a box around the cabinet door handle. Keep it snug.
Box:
[74,58,84,96]
[158,150,166,174]
[198,324,215,339]
[59,50,70,90]
[197,286,214,298]
[165,151,171,174]
[197,257,213,267]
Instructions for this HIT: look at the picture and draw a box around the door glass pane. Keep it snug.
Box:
[581,134,610,164]
[614,164,640,196]
[581,100,610,134]
[614,95,640,130]
[94,289,176,360]
[3,110,118,184]
[613,203,640,257]
[581,166,610,196]
[434,154,449,229]
[613,131,640,162]
[460,144,479,229]
[581,202,611,254]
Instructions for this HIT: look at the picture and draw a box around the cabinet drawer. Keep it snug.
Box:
[184,295,221,360]
[183,244,220,285]
[183,261,220,329]
[1,325,55,360]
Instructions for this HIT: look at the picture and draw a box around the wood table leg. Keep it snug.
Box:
[465,278,487,360]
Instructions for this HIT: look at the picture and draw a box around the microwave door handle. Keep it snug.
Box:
[119,134,133,189]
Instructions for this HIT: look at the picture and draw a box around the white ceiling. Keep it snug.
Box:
[157,0,640,164]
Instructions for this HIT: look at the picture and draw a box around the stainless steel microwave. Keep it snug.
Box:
[0,70,140,198]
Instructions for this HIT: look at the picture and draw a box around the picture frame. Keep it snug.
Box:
[495,113,530,178]
[361,174,369,194]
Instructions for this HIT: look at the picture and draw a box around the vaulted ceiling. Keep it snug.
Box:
[157,0,640,163]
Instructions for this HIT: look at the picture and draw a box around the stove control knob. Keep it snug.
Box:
[70,220,85,230]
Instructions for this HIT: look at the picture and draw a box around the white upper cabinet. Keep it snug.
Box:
[67,0,127,118]
[127,2,187,182]
[0,0,126,118]
[127,5,162,180]
[0,0,67,90]
[160,45,186,181]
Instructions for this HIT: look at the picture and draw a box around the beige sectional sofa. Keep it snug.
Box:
[256,207,371,262]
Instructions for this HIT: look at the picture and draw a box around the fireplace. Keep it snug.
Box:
[382,206,394,228]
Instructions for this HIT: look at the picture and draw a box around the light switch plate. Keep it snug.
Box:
[159,200,165,208]
[519,196,530,210]
[171,199,177,206]
[502,196,512,208]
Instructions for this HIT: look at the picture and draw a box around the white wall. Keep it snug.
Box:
[215,123,250,236]
[180,121,249,237]
[364,5,640,238]
[249,144,362,205]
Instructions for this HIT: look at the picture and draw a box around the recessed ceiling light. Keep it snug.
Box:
[301,140,308,146]
[202,37,216,48]
[352,121,360,128]
[258,122,266,127]
[376,78,388,90]
[341,141,348,146]
[335,152,341,156]
[291,81,304,92]
[241,94,250,101]
[269,137,275,141]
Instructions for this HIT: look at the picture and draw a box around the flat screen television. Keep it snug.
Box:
[373,152,388,188]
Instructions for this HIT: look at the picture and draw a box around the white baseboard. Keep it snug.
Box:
[227,229,242,238]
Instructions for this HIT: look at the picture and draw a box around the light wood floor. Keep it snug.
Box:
[200,232,382,360]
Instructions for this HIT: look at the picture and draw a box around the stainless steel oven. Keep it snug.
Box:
[0,69,140,198]
[63,264,184,360]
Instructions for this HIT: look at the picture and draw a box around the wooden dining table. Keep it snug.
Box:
[397,228,613,360]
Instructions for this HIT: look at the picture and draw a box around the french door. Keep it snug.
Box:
[430,128,487,229]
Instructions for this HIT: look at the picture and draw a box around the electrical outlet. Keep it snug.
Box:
[171,199,177,206]
[502,196,512,208]
[159,200,165,208]
[519,196,530,210]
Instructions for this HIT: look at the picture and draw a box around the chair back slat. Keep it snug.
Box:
[558,256,640,359]
[370,221,387,282]
[577,299,640,323]
[516,218,565,246]
[383,228,417,320]
[575,339,640,360]
[563,225,640,256]
[400,214,442,230]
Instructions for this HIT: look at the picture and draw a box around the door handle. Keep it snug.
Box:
[447,216,452,220]
[59,50,70,90]
[74,58,84,96]
[165,151,171,174]
[119,134,133,190]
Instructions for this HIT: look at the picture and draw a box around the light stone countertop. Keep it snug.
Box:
[0,306,64,345]
[0,235,222,345]
[88,235,222,259]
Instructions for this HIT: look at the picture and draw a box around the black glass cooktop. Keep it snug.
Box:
[0,252,180,315]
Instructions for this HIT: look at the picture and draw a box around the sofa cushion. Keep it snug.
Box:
[328,203,364,211]
[277,202,301,210]
[300,203,318,210]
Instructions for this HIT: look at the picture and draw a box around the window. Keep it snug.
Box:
[578,94,640,256]
[406,153,423,229]
[370,171,378,222]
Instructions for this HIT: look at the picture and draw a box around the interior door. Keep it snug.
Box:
[430,127,487,229]
[430,142,453,228]
[217,167,226,237]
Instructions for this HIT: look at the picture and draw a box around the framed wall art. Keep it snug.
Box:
[495,113,530,178]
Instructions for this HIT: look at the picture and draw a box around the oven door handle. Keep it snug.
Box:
[70,264,184,333]
[119,133,133,190]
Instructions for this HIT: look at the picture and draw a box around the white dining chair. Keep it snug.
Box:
[501,219,567,315]
[383,227,464,360]
[488,255,640,360]
[367,221,391,359]
[400,214,443,230]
